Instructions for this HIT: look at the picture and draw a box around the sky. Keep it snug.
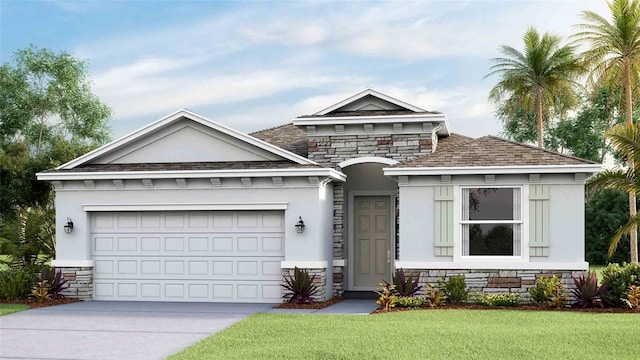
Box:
[0,0,610,140]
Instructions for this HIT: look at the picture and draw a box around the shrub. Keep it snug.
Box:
[392,268,422,297]
[376,281,397,312]
[395,296,425,308]
[281,267,319,304]
[0,267,36,300]
[439,275,469,304]
[31,280,51,302]
[623,285,640,311]
[570,271,609,308]
[601,263,640,307]
[528,275,567,308]
[473,292,521,307]
[40,267,68,299]
[424,283,446,307]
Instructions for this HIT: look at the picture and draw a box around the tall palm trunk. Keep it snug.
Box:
[536,91,544,148]
[624,58,638,263]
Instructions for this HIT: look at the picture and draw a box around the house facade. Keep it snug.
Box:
[37,89,600,302]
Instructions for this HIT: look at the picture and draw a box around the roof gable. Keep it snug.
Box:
[58,109,316,170]
[313,89,427,116]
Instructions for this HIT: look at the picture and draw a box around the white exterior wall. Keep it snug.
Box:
[52,177,334,266]
[396,173,588,269]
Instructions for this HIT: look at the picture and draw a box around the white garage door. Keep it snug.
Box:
[91,211,284,303]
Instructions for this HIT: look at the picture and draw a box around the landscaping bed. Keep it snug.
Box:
[274,296,343,309]
[372,303,640,314]
[0,297,81,309]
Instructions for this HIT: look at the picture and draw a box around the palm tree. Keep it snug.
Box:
[486,27,584,148]
[589,123,640,262]
[573,0,640,263]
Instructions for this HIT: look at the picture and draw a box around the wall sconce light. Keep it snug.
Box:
[295,216,305,233]
[64,218,74,234]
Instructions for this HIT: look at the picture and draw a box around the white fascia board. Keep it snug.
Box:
[58,109,316,170]
[293,113,447,126]
[313,89,426,115]
[383,164,602,176]
[395,261,589,271]
[37,168,347,182]
[83,202,288,212]
[51,260,95,267]
[281,261,328,269]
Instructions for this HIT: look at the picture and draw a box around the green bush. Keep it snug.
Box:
[395,296,425,308]
[601,263,640,307]
[473,292,521,307]
[0,267,37,300]
[528,275,567,308]
[440,275,469,304]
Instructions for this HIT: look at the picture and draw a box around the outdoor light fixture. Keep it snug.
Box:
[64,218,74,234]
[295,216,305,233]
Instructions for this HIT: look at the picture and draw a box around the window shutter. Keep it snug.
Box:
[529,185,550,257]
[434,186,454,256]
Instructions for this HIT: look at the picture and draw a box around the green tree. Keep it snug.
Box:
[585,188,631,265]
[574,0,640,263]
[0,46,111,219]
[486,27,584,148]
[0,45,111,153]
[589,123,640,262]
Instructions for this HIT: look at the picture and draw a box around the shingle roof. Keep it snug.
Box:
[297,109,440,118]
[44,161,319,173]
[394,135,597,168]
[250,123,308,157]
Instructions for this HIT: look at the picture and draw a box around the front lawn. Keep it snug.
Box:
[0,303,29,316]
[171,310,638,360]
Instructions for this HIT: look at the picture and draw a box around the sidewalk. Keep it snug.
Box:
[267,299,378,315]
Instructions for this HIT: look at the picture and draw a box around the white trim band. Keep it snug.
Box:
[281,261,328,269]
[51,260,95,267]
[37,168,347,182]
[339,157,399,168]
[384,164,602,176]
[394,261,589,270]
[83,202,288,212]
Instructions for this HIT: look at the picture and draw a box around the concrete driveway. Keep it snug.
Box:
[0,301,273,360]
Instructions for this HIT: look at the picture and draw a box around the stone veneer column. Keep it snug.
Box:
[58,267,93,300]
[282,268,327,302]
[332,183,345,297]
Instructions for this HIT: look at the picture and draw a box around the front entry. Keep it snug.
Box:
[354,196,391,288]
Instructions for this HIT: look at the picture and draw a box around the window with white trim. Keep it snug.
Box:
[461,187,522,256]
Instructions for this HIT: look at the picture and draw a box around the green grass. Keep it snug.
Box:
[0,303,29,316]
[170,310,639,360]
[590,265,605,280]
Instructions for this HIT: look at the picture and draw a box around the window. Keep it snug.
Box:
[461,187,521,256]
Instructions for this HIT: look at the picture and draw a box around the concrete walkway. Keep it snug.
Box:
[268,299,379,315]
[0,299,377,360]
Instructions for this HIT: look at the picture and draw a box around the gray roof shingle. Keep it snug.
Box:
[394,135,597,168]
[250,123,308,157]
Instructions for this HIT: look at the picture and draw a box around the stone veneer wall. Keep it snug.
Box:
[58,267,93,300]
[308,134,433,297]
[282,268,327,302]
[405,269,586,302]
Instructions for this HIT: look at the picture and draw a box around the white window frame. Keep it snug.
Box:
[453,185,529,261]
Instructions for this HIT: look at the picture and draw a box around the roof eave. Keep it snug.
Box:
[37,168,347,182]
[383,164,602,176]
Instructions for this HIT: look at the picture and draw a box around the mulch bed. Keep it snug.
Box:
[372,303,640,314]
[0,297,82,309]
[274,296,344,309]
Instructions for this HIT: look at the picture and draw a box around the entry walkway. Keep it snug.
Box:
[268,299,378,315]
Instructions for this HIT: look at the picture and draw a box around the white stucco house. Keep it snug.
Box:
[37,89,601,303]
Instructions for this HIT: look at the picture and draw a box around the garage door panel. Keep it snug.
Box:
[91,211,285,303]
[93,257,284,280]
[93,280,283,302]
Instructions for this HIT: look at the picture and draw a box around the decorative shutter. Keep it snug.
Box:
[529,185,550,257]
[434,186,454,256]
